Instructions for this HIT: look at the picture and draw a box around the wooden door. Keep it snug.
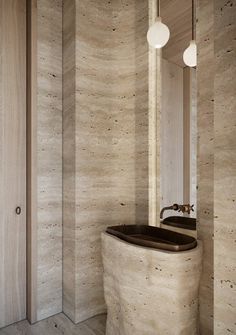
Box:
[0,0,26,328]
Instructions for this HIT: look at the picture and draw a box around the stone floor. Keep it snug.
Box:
[0,313,106,335]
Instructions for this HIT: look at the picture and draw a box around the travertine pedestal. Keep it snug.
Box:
[102,232,202,335]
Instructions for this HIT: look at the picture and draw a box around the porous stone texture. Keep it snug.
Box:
[0,313,106,335]
[214,0,236,333]
[37,0,63,320]
[197,0,236,334]
[102,233,202,335]
[148,0,161,227]
[63,0,149,323]
[190,69,197,213]
[196,1,214,333]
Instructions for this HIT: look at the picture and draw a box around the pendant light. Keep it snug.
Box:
[183,0,197,67]
[147,0,170,49]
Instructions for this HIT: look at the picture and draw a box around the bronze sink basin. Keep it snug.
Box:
[106,225,197,252]
[162,216,196,231]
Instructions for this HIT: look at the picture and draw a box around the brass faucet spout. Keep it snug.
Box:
[160,203,194,219]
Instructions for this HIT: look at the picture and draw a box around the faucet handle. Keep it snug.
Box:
[177,204,194,214]
[172,203,179,211]
[184,204,194,214]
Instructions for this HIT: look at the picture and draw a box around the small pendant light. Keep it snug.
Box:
[147,0,170,49]
[183,0,197,67]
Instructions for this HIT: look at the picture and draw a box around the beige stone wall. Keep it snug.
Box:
[197,0,214,333]
[214,0,236,333]
[148,0,161,227]
[37,0,63,321]
[190,69,197,214]
[197,0,236,333]
[63,0,149,323]
[63,0,76,322]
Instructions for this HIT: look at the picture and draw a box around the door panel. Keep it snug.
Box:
[0,0,26,328]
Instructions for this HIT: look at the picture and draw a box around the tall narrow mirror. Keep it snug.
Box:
[160,0,197,224]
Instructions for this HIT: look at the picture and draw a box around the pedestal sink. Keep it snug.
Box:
[102,225,202,335]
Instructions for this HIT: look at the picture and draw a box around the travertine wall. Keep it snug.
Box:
[197,0,236,333]
[63,0,149,323]
[214,0,236,333]
[63,0,76,322]
[197,0,214,333]
[148,0,161,227]
[190,69,197,214]
[37,0,63,321]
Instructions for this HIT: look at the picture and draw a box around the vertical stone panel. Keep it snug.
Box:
[148,0,161,227]
[37,0,63,320]
[63,0,149,323]
[197,0,214,333]
[63,0,76,321]
[190,69,197,212]
[214,0,236,333]
[197,0,236,333]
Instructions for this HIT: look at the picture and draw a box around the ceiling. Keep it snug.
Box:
[161,0,192,68]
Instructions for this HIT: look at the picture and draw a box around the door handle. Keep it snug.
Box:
[16,206,21,215]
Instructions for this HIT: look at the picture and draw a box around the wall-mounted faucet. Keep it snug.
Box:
[160,203,194,219]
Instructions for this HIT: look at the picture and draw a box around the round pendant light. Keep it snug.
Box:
[147,0,170,49]
[183,40,197,67]
[183,0,197,67]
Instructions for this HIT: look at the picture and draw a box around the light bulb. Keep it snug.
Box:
[147,17,170,49]
[183,40,197,67]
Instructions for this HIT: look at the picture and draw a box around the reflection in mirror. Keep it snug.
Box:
[160,0,197,220]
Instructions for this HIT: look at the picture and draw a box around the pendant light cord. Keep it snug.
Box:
[192,0,195,40]
[157,0,160,17]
